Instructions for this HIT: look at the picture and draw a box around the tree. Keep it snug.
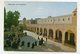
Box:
[6,11,14,30]
[5,10,20,31]
[4,8,6,24]
[4,8,7,31]
[13,11,20,26]
[19,25,23,32]
[23,17,27,30]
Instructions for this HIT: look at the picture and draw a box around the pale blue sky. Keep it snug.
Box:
[5,1,77,20]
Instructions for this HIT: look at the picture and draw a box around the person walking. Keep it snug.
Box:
[21,41,24,46]
[31,43,35,49]
[27,42,30,47]
[34,41,37,46]
[46,37,47,42]
[38,36,40,40]
[41,38,44,45]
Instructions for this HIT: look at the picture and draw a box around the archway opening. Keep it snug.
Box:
[37,28,39,34]
[48,29,53,39]
[55,29,62,43]
[40,28,42,35]
[43,28,47,37]
[65,30,75,47]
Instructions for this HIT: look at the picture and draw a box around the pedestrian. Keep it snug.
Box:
[39,40,41,45]
[46,37,47,42]
[34,41,37,46]
[38,36,40,40]
[11,41,15,48]
[27,42,30,47]
[21,41,24,46]
[18,46,22,50]
[31,43,35,49]
[25,32,27,36]
[41,38,44,45]
[17,38,20,44]
[12,41,18,49]
[16,40,20,47]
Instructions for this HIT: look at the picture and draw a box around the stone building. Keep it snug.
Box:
[26,9,77,49]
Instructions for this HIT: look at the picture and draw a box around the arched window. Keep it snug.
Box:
[74,13,76,16]
[63,18,64,21]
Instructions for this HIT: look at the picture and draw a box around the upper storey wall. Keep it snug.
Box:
[37,15,72,24]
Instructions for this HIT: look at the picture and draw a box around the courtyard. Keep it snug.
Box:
[4,30,76,52]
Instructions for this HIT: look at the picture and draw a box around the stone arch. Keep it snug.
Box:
[55,29,62,43]
[40,28,42,35]
[35,27,36,32]
[37,28,39,34]
[48,29,53,39]
[43,28,47,37]
[33,27,35,32]
[65,30,75,46]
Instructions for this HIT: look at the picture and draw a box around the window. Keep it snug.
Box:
[74,13,76,16]
[63,18,64,21]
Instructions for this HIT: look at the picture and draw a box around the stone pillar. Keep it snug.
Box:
[74,32,76,49]
[62,31,65,45]
[68,32,70,41]
[38,28,40,35]
[34,27,35,32]
[35,27,37,33]
[57,31,59,39]
[53,30,56,41]
[42,28,44,36]
[33,27,35,32]
[47,29,49,39]
[36,27,38,33]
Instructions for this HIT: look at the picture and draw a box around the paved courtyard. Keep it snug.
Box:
[19,35,53,51]
[5,30,76,52]
[19,31,55,52]
[22,30,76,52]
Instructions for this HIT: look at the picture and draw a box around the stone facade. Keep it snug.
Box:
[37,15,72,24]
[25,8,77,49]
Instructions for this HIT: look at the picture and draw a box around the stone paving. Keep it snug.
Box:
[5,30,76,52]
[23,30,76,52]
[18,32,54,51]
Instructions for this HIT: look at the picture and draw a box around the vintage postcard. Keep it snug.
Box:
[4,1,77,52]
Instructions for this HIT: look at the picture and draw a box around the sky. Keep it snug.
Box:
[5,1,77,20]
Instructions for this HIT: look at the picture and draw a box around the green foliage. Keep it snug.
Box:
[13,11,20,26]
[18,24,23,32]
[4,8,7,29]
[4,9,20,31]
[6,11,14,29]
[4,8,6,22]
